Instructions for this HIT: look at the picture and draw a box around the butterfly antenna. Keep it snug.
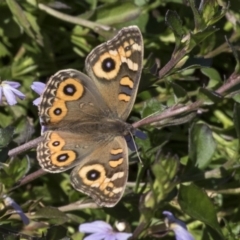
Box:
[129,131,143,167]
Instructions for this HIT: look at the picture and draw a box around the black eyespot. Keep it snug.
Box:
[63,84,76,96]
[54,108,62,115]
[57,153,69,162]
[106,186,113,192]
[86,169,100,180]
[125,46,131,51]
[134,36,139,42]
[52,141,60,146]
[102,58,115,72]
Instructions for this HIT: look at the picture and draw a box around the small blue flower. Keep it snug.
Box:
[79,220,132,240]
[3,195,29,225]
[31,81,46,106]
[163,211,194,240]
[0,81,25,105]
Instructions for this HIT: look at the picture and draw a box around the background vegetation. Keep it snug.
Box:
[1,0,240,239]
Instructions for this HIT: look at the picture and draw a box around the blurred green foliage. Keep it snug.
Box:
[1,0,240,239]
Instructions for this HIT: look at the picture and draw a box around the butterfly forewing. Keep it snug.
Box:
[85,26,143,120]
[38,69,109,129]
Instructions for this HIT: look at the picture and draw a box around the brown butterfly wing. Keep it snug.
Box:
[38,69,109,130]
[85,26,143,120]
[70,136,128,207]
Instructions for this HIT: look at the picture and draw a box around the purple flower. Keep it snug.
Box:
[79,220,132,240]
[3,195,29,225]
[163,211,194,240]
[31,81,46,106]
[0,81,25,105]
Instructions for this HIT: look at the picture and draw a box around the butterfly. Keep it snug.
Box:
[37,26,143,207]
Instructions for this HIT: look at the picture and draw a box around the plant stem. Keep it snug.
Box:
[38,3,111,31]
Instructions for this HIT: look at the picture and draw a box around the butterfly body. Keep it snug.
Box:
[37,26,143,207]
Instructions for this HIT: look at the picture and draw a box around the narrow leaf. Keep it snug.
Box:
[198,88,223,105]
[178,184,224,238]
[0,42,11,58]
[189,0,204,31]
[0,126,14,148]
[169,81,188,102]
[189,123,216,169]
[35,207,68,225]
[148,154,179,204]
[225,37,240,74]
[201,67,222,88]
[190,26,219,49]
[165,10,183,50]
[201,0,228,26]
[6,0,35,39]
[233,103,240,148]
[93,2,141,25]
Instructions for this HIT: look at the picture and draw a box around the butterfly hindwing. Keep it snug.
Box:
[70,136,128,207]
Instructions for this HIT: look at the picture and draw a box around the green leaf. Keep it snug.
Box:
[201,0,228,26]
[168,81,188,102]
[0,42,11,58]
[187,26,219,52]
[35,207,68,225]
[6,0,37,41]
[140,98,166,119]
[165,10,183,50]
[225,37,240,74]
[233,103,240,149]
[201,67,222,88]
[232,93,240,103]
[198,87,223,105]
[152,154,179,202]
[0,125,14,148]
[178,183,224,238]
[200,0,219,25]
[24,11,44,46]
[174,55,189,69]
[2,156,30,185]
[189,0,226,31]
[189,123,216,169]
[189,0,205,31]
[11,56,37,78]
[91,2,141,25]
[45,225,68,240]
[72,232,84,240]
